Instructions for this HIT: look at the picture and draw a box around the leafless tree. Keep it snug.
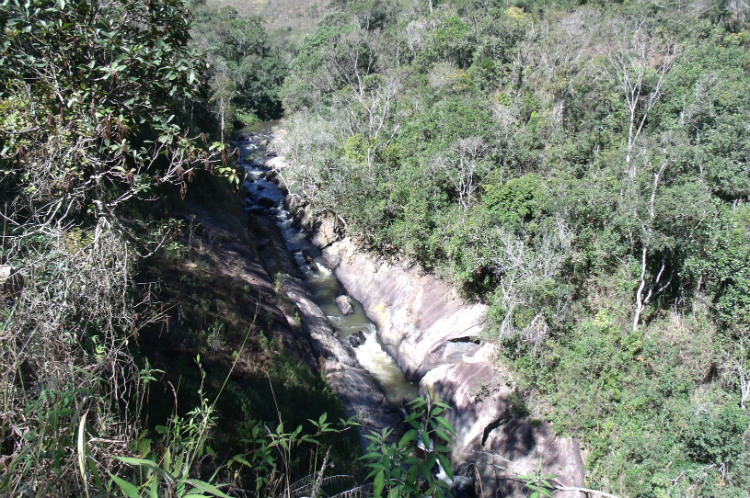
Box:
[434,137,494,210]
[736,339,750,410]
[607,20,677,173]
[489,219,573,347]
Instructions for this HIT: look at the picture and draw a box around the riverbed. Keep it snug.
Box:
[235,126,418,406]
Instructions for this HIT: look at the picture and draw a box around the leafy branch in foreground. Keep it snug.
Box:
[0,1,239,496]
[362,394,456,498]
[518,459,558,498]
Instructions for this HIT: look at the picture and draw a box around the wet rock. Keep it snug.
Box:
[285,195,304,214]
[304,253,318,272]
[347,330,367,348]
[319,237,585,498]
[335,295,354,315]
[451,475,477,498]
[281,277,404,448]
[321,238,488,379]
[257,197,276,208]
[246,206,265,215]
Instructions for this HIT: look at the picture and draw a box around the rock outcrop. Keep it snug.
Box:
[422,363,584,497]
[335,294,354,315]
[319,237,585,498]
[281,275,404,446]
[322,238,488,380]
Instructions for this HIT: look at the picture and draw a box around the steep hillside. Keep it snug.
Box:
[204,0,328,39]
[275,1,750,496]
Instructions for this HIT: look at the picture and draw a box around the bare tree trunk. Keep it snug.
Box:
[608,21,675,175]
[632,161,670,332]
[219,96,225,147]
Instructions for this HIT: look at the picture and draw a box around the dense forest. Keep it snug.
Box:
[276,0,750,497]
[1,0,749,497]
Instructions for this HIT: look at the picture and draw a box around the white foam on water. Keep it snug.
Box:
[355,332,418,405]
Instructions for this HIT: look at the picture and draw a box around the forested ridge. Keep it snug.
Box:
[276,0,750,496]
[1,0,749,497]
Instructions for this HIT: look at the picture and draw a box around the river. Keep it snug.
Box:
[235,125,418,406]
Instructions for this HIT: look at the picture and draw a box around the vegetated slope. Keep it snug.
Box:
[0,0,356,495]
[191,2,289,124]
[204,0,328,38]
[0,0,230,493]
[275,1,750,497]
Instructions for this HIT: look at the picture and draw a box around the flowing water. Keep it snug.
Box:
[236,126,418,406]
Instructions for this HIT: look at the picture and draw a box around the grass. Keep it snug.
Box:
[133,172,361,475]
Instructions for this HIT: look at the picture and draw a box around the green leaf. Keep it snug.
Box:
[108,473,140,498]
[183,479,233,498]
[420,430,430,450]
[373,470,385,498]
[434,416,457,437]
[437,453,454,481]
[398,429,418,449]
[231,455,252,467]
[434,429,453,443]
[117,456,163,475]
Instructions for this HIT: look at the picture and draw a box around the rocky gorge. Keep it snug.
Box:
[240,128,586,497]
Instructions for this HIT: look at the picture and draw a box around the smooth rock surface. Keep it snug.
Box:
[322,238,488,379]
[318,236,584,497]
[281,276,404,446]
[267,135,583,497]
[421,363,584,498]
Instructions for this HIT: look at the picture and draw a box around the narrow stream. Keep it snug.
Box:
[235,125,418,406]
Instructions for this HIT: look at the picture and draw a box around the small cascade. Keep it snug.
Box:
[236,126,417,407]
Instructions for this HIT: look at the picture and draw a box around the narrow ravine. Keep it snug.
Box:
[236,124,417,407]
[232,124,585,498]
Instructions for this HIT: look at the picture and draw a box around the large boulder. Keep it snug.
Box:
[335,295,354,315]
[312,212,340,249]
[421,363,584,498]
[266,155,287,171]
